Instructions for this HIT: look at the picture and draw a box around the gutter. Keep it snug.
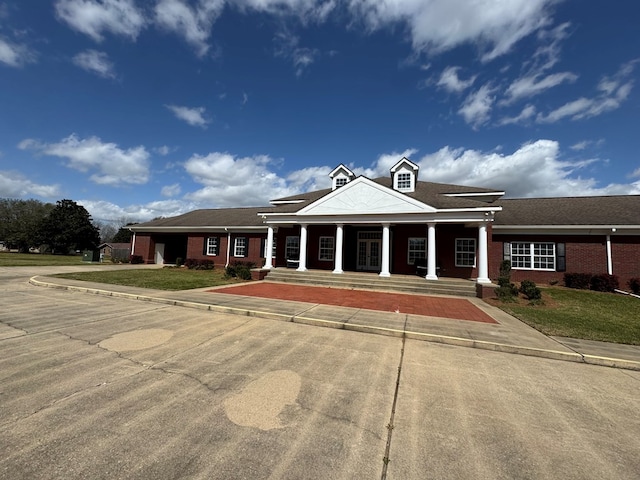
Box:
[225,228,231,268]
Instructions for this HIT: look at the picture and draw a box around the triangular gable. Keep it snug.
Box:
[297,177,436,215]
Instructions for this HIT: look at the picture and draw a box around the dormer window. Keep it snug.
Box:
[396,173,411,191]
[390,157,419,193]
[329,164,356,191]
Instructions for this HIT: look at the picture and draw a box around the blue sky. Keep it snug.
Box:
[1,0,639,226]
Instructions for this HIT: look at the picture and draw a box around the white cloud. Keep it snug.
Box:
[458,84,495,129]
[436,66,476,93]
[347,0,555,61]
[72,49,116,79]
[154,145,175,156]
[497,104,536,125]
[19,134,150,186]
[412,140,640,198]
[184,152,296,207]
[161,183,181,197]
[55,0,146,42]
[165,104,210,128]
[154,0,224,57]
[537,60,637,123]
[503,71,577,104]
[0,36,35,67]
[0,170,61,198]
[79,198,197,223]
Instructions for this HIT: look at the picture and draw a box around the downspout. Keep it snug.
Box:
[606,229,615,275]
[130,231,136,255]
[225,228,231,268]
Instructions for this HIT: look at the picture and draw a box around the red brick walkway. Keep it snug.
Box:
[209,283,497,324]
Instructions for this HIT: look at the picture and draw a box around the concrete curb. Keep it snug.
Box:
[30,276,640,371]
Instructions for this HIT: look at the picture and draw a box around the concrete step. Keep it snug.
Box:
[263,268,477,297]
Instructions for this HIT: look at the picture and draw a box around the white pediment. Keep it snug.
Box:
[298,177,436,215]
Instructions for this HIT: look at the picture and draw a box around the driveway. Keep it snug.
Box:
[1,267,639,479]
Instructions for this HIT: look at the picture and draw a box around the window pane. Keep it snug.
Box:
[234,237,246,257]
[318,236,334,261]
[408,237,426,264]
[455,238,476,267]
[285,236,300,259]
[207,237,218,256]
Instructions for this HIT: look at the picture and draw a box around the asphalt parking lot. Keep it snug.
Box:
[1,267,639,479]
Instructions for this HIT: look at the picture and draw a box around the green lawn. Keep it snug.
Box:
[0,252,90,266]
[497,287,640,345]
[52,267,242,290]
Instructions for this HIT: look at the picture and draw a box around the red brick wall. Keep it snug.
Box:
[489,233,640,286]
[185,233,266,268]
[132,234,154,263]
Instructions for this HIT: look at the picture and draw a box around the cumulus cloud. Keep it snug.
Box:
[458,84,496,129]
[184,152,297,207]
[165,104,210,128]
[55,0,146,42]
[0,170,61,198]
[19,134,150,186]
[161,183,181,197]
[436,66,476,93]
[537,60,637,123]
[79,198,197,223]
[411,140,640,198]
[72,49,116,79]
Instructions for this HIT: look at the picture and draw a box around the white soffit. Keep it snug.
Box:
[297,177,435,215]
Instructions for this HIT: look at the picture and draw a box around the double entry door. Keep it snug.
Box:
[356,231,382,271]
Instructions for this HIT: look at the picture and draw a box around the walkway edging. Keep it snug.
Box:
[29,276,640,371]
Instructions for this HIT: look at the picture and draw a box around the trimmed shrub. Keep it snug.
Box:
[564,273,591,290]
[495,260,518,302]
[225,261,255,279]
[590,274,619,292]
[175,257,184,266]
[519,279,542,301]
[628,277,640,295]
[130,254,143,264]
[184,258,214,270]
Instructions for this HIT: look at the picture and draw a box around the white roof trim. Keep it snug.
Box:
[390,157,419,173]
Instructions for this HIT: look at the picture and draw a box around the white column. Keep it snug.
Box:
[477,222,491,284]
[130,232,136,255]
[333,224,344,274]
[380,223,391,277]
[426,222,438,280]
[264,226,274,269]
[606,234,613,275]
[297,224,308,271]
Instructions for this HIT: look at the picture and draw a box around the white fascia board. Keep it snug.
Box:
[260,211,494,225]
[129,226,268,233]
[493,225,640,235]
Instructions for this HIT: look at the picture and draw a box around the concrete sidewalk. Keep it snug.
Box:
[30,275,640,370]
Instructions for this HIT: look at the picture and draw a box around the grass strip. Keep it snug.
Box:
[497,287,640,345]
[52,268,242,291]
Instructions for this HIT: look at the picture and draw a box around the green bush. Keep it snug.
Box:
[519,279,542,301]
[184,258,214,270]
[564,273,591,289]
[628,277,640,295]
[495,261,518,302]
[590,274,619,292]
[130,255,143,264]
[225,261,255,279]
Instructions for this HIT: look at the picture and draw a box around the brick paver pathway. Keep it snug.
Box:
[210,283,497,324]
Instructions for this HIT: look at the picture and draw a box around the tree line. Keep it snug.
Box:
[0,198,134,254]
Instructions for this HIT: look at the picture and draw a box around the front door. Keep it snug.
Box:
[155,243,165,264]
[357,232,382,271]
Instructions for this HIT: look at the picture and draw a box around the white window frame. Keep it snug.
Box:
[455,238,476,267]
[285,236,300,260]
[407,237,426,265]
[510,242,556,271]
[206,237,218,256]
[234,237,246,257]
[318,236,335,261]
[335,177,348,188]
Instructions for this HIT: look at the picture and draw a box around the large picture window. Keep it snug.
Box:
[455,238,476,267]
[206,237,219,256]
[285,236,300,260]
[511,242,555,270]
[318,236,334,261]
[234,237,247,257]
[407,238,426,264]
